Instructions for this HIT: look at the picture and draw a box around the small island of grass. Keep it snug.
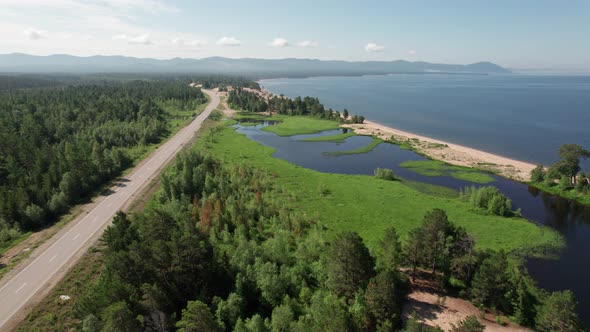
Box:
[260,115,341,136]
[401,160,496,184]
[324,137,382,156]
[301,131,356,143]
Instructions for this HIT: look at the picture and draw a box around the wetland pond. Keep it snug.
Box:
[235,121,590,325]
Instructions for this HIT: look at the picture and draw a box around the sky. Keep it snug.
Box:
[1,0,589,70]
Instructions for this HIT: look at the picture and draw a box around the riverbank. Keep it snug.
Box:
[343,120,537,182]
[199,118,561,252]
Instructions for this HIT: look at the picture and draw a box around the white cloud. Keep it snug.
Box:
[407,50,417,55]
[270,38,289,47]
[216,36,241,47]
[365,42,385,52]
[173,37,206,47]
[113,33,154,45]
[296,40,318,48]
[23,28,47,40]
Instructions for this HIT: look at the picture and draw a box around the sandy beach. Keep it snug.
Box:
[343,120,537,182]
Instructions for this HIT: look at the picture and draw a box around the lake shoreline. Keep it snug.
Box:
[342,119,537,182]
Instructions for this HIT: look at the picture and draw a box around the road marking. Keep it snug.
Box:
[0,91,219,330]
[15,283,26,293]
[49,254,58,262]
[73,233,80,240]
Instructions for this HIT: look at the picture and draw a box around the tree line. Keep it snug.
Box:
[77,150,407,331]
[227,88,365,123]
[76,145,582,331]
[530,144,590,199]
[0,80,205,247]
[0,73,260,93]
[0,75,63,91]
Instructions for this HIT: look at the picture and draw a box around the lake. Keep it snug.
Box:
[234,121,590,327]
[260,74,590,167]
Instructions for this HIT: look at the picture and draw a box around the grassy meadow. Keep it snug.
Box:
[259,115,341,136]
[301,131,356,143]
[324,137,383,156]
[196,118,561,252]
[400,160,496,184]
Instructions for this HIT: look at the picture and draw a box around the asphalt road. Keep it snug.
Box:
[0,89,219,330]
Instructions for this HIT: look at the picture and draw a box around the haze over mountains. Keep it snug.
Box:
[0,53,510,77]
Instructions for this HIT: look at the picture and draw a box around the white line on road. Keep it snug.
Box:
[49,255,57,262]
[0,90,220,330]
[15,283,26,294]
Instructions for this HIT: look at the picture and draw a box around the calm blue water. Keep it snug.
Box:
[261,74,590,167]
[235,121,590,327]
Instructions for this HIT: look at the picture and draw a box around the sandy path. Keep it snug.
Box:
[401,270,530,331]
[404,291,530,332]
[215,92,237,118]
[343,120,537,182]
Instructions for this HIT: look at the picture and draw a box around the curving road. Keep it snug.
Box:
[0,89,219,330]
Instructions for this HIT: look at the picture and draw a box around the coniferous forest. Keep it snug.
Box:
[74,138,580,332]
[228,88,365,123]
[0,79,205,246]
[4,77,583,332]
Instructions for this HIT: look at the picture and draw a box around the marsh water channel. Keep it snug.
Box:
[234,121,590,325]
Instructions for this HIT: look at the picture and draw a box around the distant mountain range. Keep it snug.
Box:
[0,53,511,77]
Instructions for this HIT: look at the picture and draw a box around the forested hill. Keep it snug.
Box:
[0,53,511,76]
[0,80,205,246]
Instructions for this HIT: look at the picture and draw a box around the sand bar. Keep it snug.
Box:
[343,120,537,182]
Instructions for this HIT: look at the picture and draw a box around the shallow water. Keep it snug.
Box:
[261,74,590,168]
[235,122,590,325]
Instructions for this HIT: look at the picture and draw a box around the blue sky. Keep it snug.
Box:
[1,0,589,69]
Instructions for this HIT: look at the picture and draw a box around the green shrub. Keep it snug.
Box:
[530,164,545,183]
[319,183,332,196]
[24,204,46,228]
[495,316,507,326]
[451,315,485,331]
[374,168,397,181]
[0,218,22,248]
[559,176,571,189]
[574,179,586,191]
[460,186,512,216]
[209,110,223,121]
